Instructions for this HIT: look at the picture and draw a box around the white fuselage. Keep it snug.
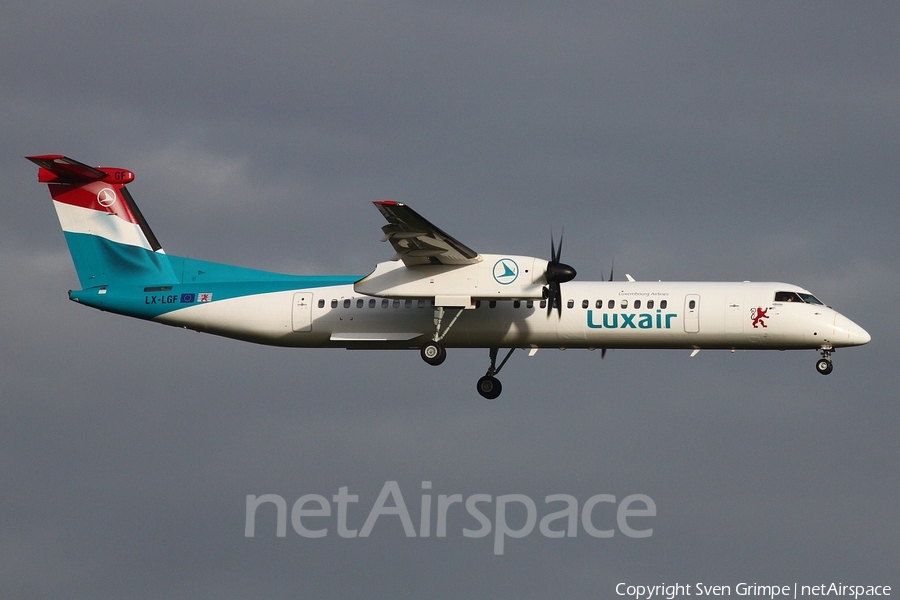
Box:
[154,280,870,352]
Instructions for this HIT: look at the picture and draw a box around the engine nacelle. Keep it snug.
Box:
[354,254,549,306]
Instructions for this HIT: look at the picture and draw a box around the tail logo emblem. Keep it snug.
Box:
[97,188,117,207]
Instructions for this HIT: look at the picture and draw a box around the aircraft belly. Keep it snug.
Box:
[156,291,298,345]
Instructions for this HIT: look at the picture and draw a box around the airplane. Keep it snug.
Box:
[27,154,871,399]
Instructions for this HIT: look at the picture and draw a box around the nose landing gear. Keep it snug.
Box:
[816,346,834,375]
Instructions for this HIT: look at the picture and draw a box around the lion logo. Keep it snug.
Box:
[750,307,769,328]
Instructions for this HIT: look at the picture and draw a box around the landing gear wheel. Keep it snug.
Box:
[420,342,446,366]
[477,376,502,399]
[815,358,833,375]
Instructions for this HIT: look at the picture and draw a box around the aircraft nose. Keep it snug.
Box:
[853,325,872,346]
[834,313,871,346]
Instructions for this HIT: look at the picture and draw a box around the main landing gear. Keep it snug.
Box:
[420,306,464,367]
[420,341,446,366]
[420,344,516,399]
[816,346,834,375]
[419,305,516,399]
[476,347,516,399]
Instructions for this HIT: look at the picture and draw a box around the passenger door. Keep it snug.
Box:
[684,294,700,333]
[292,293,313,332]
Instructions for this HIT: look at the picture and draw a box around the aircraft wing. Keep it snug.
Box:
[373,201,481,266]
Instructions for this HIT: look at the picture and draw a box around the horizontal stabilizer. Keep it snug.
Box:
[27,155,135,185]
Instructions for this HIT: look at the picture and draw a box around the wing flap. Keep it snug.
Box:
[373,201,480,266]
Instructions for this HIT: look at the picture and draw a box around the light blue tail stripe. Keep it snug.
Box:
[61,234,362,319]
[63,231,178,288]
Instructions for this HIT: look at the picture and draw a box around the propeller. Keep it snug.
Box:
[601,259,614,283]
[600,259,614,358]
[543,230,577,317]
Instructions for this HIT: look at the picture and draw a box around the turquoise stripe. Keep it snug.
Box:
[61,234,362,319]
[63,231,178,288]
[69,277,361,319]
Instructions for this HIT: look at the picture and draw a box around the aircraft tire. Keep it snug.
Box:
[815,358,833,375]
[476,376,502,399]
[421,342,446,366]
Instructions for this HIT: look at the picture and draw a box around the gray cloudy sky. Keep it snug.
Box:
[2,2,898,598]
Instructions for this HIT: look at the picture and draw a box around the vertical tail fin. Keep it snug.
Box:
[27,155,178,288]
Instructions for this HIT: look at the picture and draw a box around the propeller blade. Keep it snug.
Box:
[549,230,560,264]
[545,283,558,317]
[555,229,564,263]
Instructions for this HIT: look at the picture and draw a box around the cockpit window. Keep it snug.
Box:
[774,291,803,303]
[797,293,824,305]
[775,291,824,305]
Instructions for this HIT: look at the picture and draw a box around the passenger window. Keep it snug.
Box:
[689,300,696,309]
[331,299,338,308]
[567,299,574,309]
[647,299,654,309]
[369,299,376,308]
[634,299,641,309]
[489,300,497,309]
[660,300,667,309]
[382,299,389,308]
[513,301,521,309]
[343,299,351,308]
[318,299,325,308]
[357,299,364,308]
[595,300,603,309]
[620,299,628,309]
[418,299,426,308]
[608,299,615,309]
[526,300,534,309]
[404,299,412,308]
[393,299,400,308]
[540,299,547,309]
[582,299,589,309]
